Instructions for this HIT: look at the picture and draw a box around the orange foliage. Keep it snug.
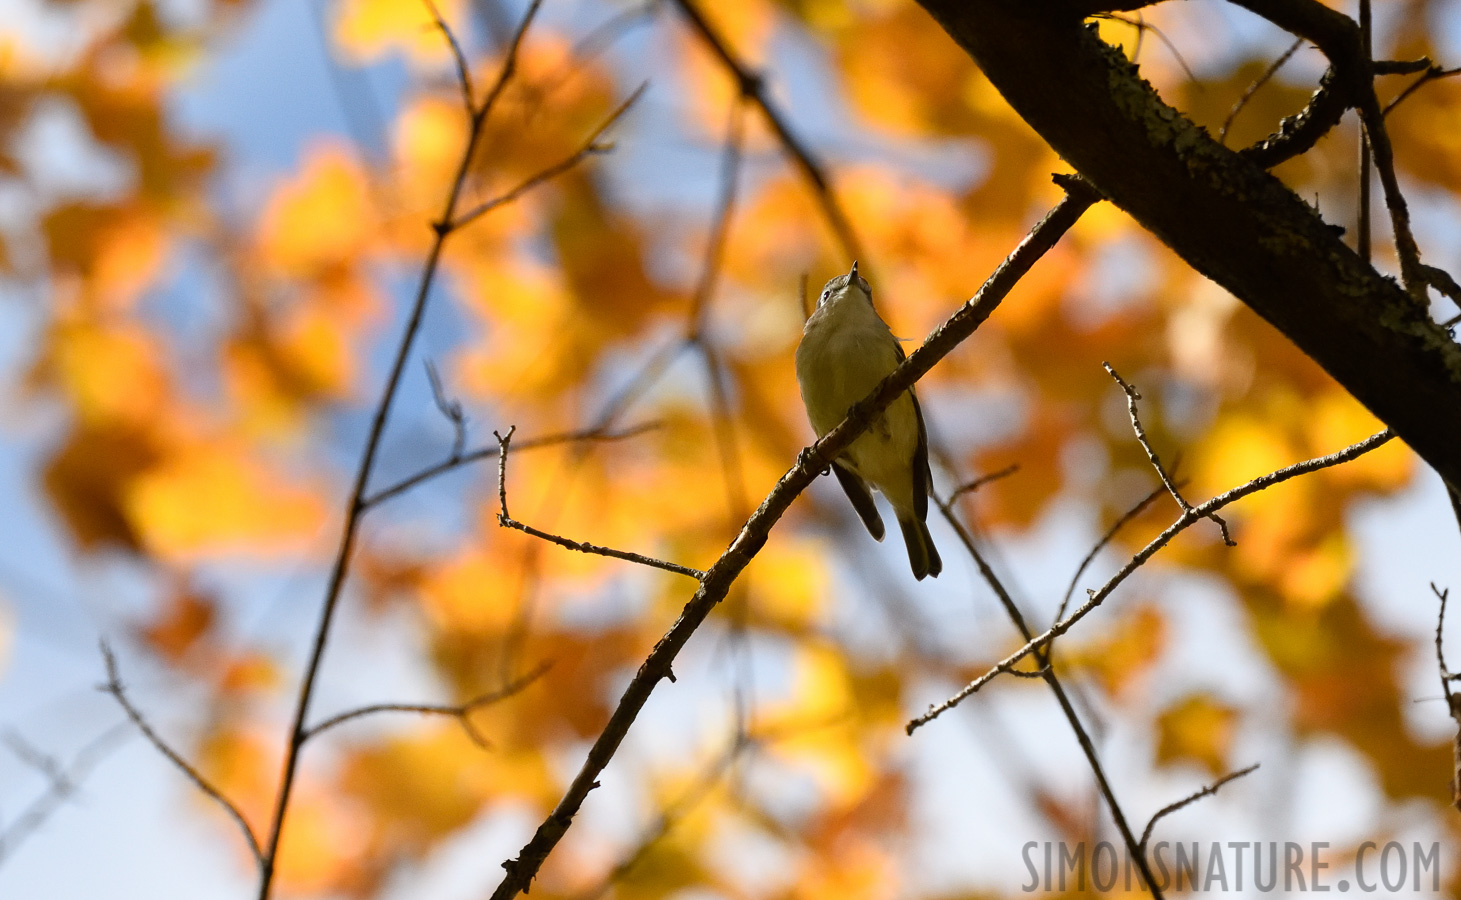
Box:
[5,0,1460,898]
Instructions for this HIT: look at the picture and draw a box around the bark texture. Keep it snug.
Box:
[916,0,1461,489]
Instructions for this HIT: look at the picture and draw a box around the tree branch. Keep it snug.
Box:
[486,175,1099,900]
[99,643,262,864]
[1105,363,1234,545]
[303,661,551,747]
[1139,763,1260,852]
[908,428,1395,732]
[493,428,707,580]
[669,0,862,261]
[914,0,1461,490]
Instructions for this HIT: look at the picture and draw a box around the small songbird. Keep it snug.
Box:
[795,261,942,580]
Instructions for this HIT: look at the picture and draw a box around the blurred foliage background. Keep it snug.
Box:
[0,0,1458,897]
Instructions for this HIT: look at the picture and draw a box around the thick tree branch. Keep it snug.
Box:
[914,0,1461,490]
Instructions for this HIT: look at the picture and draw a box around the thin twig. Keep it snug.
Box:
[255,5,546,897]
[1138,764,1260,852]
[494,428,706,580]
[425,359,468,459]
[1219,38,1304,145]
[1383,65,1461,117]
[1436,583,1455,711]
[947,464,1020,504]
[0,722,130,864]
[423,0,475,114]
[1356,69,1428,300]
[1105,363,1234,545]
[575,733,753,900]
[304,661,551,747]
[1056,483,1169,623]
[908,428,1394,733]
[687,99,747,341]
[486,175,1100,900]
[934,490,1165,899]
[454,84,645,228]
[1097,13,1198,84]
[363,420,660,509]
[99,642,262,864]
[1358,1,1372,263]
[669,0,862,261]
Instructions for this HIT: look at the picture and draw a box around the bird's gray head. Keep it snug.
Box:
[816,260,872,308]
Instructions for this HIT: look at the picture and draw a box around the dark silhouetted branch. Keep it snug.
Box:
[486,174,1100,900]
[669,0,862,261]
[100,643,262,864]
[909,429,1395,732]
[1139,763,1260,852]
[304,661,551,747]
[453,84,646,228]
[1105,363,1234,545]
[494,428,706,580]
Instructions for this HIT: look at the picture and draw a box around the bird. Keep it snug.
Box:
[795,261,942,580]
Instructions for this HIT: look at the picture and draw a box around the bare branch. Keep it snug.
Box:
[669,0,862,261]
[99,642,262,864]
[422,0,475,114]
[256,3,547,895]
[1057,483,1168,623]
[934,490,1165,899]
[494,427,706,580]
[425,359,467,459]
[687,99,748,341]
[304,661,551,747]
[947,464,1021,504]
[1219,38,1305,145]
[363,420,660,510]
[1383,64,1461,117]
[453,84,647,229]
[1105,363,1234,545]
[908,428,1394,733]
[1240,64,1349,168]
[1436,583,1455,711]
[486,175,1100,900]
[476,0,545,126]
[1139,764,1260,852]
[0,723,129,865]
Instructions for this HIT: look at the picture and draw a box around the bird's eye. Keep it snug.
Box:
[819,290,830,305]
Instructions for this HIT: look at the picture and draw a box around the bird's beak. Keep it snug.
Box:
[848,260,859,280]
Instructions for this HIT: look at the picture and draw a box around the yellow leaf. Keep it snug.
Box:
[1155,693,1238,777]
[125,439,327,560]
[258,142,375,277]
[334,0,464,65]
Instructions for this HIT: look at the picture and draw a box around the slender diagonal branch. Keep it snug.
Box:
[1056,483,1168,623]
[0,722,130,864]
[909,428,1395,732]
[1105,363,1234,545]
[669,0,862,261]
[1139,763,1260,852]
[494,428,707,580]
[486,174,1100,900]
[254,4,555,897]
[100,643,262,864]
[935,489,1165,898]
[1219,38,1304,144]
[454,84,646,228]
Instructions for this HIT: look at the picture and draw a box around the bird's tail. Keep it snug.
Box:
[898,514,943,581]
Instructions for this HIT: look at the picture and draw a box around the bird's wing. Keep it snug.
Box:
[832,461,885,541]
